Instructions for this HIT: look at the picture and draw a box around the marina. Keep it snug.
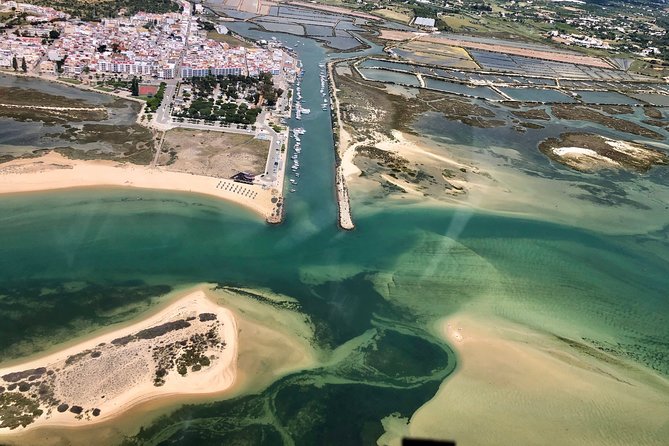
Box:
[289,60,311,193]
[320,64,329,110]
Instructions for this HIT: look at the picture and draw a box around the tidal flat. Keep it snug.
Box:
[332,56,669,236]
[0,75,155,164]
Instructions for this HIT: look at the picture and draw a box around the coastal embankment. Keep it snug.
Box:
[328,60,355,230]
[0,151,283,223]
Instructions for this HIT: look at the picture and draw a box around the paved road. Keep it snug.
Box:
[256,72,293,188]
[151,14,289,189]
[154,12,191,126]
[154,82,177,125]
[257,114,284,187]
[171,121,255,134]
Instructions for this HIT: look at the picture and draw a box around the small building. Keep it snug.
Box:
[414,17,436,28]
[231,172,255,184]
[47,50,64,61]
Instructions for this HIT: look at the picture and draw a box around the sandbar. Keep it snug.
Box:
[0,289,237,433]
[0,284,320,445]
[347,129,669,235]
[402,312,669,446]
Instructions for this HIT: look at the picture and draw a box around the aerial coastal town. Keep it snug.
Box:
[0,0,300,224]
[0,0,295,79]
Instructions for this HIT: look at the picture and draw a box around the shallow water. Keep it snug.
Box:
[630,93,669,106]
[425,77,504,100]
[0,186,668,444]
[575,90,640,105]
[0,74,114,105]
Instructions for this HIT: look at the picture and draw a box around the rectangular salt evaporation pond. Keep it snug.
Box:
[304,24,333,37]
[318,36,361,50]
[358,68,420,87]
[523,78,556,86]
[335,21,363,33]
[629,93,669,107]
[359,59,413,72]
[575,91,640,105]
[256,21,305,35]
[499,87,576,103]
[393,49,471,68]
[424,77,505,100]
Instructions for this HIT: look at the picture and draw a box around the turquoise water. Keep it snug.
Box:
[1,188,668,444]
[0,27,668,446]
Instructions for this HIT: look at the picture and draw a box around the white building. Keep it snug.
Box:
[414,17,436,28]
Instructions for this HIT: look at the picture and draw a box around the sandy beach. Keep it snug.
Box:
[401,311,669,446]
[0,289,237,434]
[0,151,280,221]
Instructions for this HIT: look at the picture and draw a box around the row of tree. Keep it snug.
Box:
[131,76,140,96]
[173,101,261,125]
[187,74,262,98]
[28,0,181,21]
[146,82,167,112]
[258,72,283,107]
[11,56,27,72]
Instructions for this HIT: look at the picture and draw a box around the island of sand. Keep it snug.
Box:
[401,311,669,446]
[0,291,237,432]
[539,132,669,172]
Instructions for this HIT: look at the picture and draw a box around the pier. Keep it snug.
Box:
[327,59,355,231]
